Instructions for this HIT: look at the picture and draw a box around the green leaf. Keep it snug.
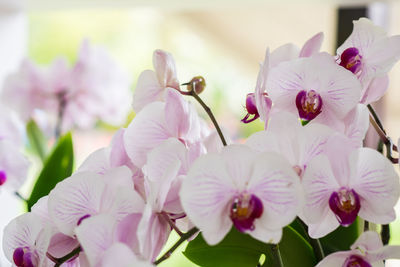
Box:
[183,227,265,267]
[26,120,47,162]
[27,133,74,211]
[263,227,316,267]
[183,226,316,267]
[320,218,361,255]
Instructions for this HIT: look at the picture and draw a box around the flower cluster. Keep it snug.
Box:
[2,18,400,267]
[1,40,132,135]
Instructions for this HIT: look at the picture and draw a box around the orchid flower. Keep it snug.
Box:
[3,212,53,267]
[180,144,302,245]
[242,49,272,125]
[316,231,400,267]
[246,111,333,178]
[267,52,361,126]
[1,59,53,122]
[137,138,195,260]
[337,18,400,103]
[132,49,180,112]
[124,88,204,168]
[302,136,400,238]
[48,167,144,237]
[243,32,324,126]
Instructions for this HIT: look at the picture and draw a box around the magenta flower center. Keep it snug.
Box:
[343,255,372,267]
[295,90,323,123]
[0,170,7,186]
[230,193,263,232]
[13,247,39,267]
[339,47,363,75]
[329,188,360,226]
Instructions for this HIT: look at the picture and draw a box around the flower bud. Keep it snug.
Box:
[186,76,206,94]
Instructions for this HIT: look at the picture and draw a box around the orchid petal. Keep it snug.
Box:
[75,214,116,266]
[299,32,324,58]
[48,171,104,236]
[153,49,179,90]
[349,148,400,224]
[248,152,301,230]
[164,89,191,142]
[302,154,340,224]
[307,208,340,238]
[361,75,389,105]
[315,251,351,267]
[351,231,383,252]
[136,205,170,261]
[101,242,152,267]
[124,101,170,167]
[180,153,235,245]
[132,70,164,113]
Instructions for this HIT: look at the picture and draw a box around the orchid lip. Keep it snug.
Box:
[342,255,372,267]
[241,93,271,124]
[0,170,7,186]
[329,188,360,226]
[13,247,39,267]
[241,93,259,123]
[339,47,363,75]
[230,193,263,232]
[295,90,322,122]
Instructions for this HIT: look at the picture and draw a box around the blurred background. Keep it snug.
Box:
[0,0,400,266]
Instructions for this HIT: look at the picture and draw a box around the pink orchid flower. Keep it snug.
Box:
[243,32,324,126]
[316,231,400,267]
[302,136,400,238]
[61,40,132,131]
[136,138,196,260]
[30,196,80,264]
[180,144,302,245]
[3,212,53,267]
[337,18,400,104]
[246,111,333,178]
[267,52,361,126]
[124,88,203,168]
[132,49,180,113]
[1,59,54,122]
[48,167,144,237]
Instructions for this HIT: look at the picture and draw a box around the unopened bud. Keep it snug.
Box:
[186,76,206,94]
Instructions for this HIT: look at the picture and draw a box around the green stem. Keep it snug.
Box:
[51,246,81,267]
[364,220,369,232]
[381,224,390,245]
[55,93,67,140]
[367,104,386,134]
[154,227,199,265]
[14,192,27,203]
[265,244,283,267]
[296,218,325,261]
[189,91,227,146]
